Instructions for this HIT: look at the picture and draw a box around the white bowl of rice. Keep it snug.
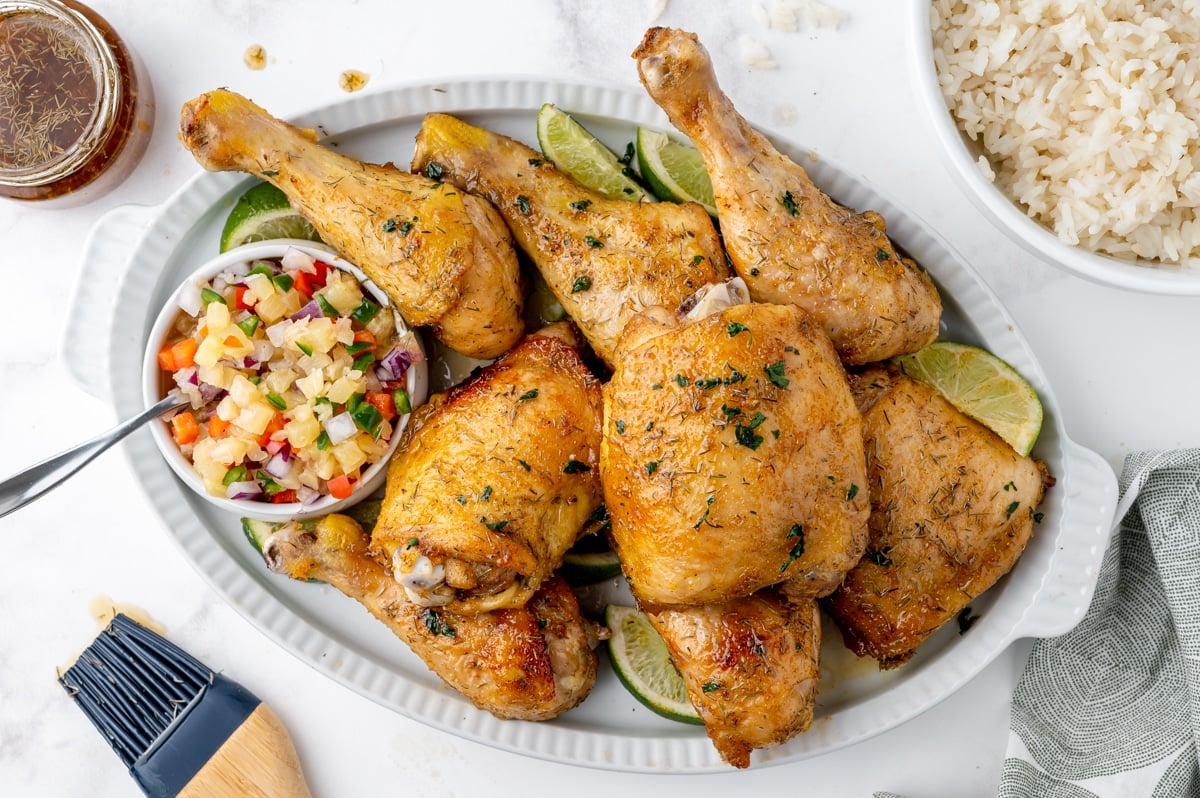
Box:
[143,240,428,521]
[911,0,1200,293]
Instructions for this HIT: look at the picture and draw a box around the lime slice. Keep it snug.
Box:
[561,548,621,584]
[219,182,322,253]
[636,128,717,217]
[536,104,650,202]
[896,342,1043,456]
[605,605,703,725]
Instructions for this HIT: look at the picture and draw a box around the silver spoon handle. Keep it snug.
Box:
[0,394,187,519]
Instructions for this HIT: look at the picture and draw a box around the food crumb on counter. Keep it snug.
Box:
[737,34,776,70]
[244,44,267,70]
[339,69,369,93]
[752,0,845,32]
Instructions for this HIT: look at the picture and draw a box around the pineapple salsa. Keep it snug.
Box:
[156,246,422,504]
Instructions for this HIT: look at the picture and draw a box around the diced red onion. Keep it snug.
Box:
[242,357,257,368]
[173,367,197,389]
[198,382,224,402]
[226,481,263,500]
[212,277,228,292]
[264,452,292,480]
[297,485,321,505]
[377,347,422,382]
[323,412,357,445]
[282,247,317,274]
[290,300,324,321]
[224,261,251,279]
[177,281,203,316]
[253,339,275,363]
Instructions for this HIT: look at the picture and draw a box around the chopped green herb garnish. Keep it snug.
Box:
[615,420,626,435]
[695,377,722,389]
[517,459,531,471]
[382,217,399,233]
[456,495,467,505]
[735,414,766,450]
[674,374,689,387]
[701,681,720,693]
[721,404,741,420]
[528,157,544,166]
[764,360,789,388]
[424,161,444,181]
[692,255,705,266]
[200,288,225,306]
[1003,481,1016,491]
[781,190,800,217]
[398,219,415,235]
[518,388,539,402]
[265,392,287,410]
[480,486,492,502]
[515,195,532,215]
[482,518,509,532]
[421,608,456,638]
[727,322,749,337]
[876,248,890,261]
[260,169,279,177]
[651,383,662,390]
[847,484,859,501]
[571,275,592,294]
[569,199,592,211]
[750,267,761,277]
[563,460,590,474]
[585,235,604,248]
[1034,512,1045,523]
[723,367,746,385]
[693,495,716,529]
[351,298,381,324]
[780,524,805,573]
[1006,501,1020,519]
[646,461,660,475]
[406,537,419,550]
[772,429,781,439]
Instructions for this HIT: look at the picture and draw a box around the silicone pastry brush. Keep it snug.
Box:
[58,614,312,798]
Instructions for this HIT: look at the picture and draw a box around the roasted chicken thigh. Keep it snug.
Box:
[262,514,597,721]
[633,28,942,365]
[179,89,524,360]
[371,323,603,614]
[411,112,729,365]
[823,364,1048,667]
[601,281,869,606]
[646,591,821,768]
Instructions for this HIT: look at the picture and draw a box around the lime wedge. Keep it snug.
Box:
[219,182,322,253]
[896,342,1043,456]
[561,548,621,585]
[536,104,650,202]
[605,605,702,725]
[636,128,717,217]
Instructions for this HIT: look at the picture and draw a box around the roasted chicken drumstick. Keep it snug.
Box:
[371,323,603,614]
[633,28,942,365]
[823,364,1048,667]
[601,280,869,606]
[262,514,597,721]
[179,89,524,360]
[646,591,821,768]
[411,112,729,365]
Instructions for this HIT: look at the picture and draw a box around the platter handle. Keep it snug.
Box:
[1013,441,1118,640]
[62,204,157,401]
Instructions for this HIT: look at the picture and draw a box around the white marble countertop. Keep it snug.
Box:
[2,1,1197,795]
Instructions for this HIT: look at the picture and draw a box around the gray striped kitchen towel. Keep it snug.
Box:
[878,450,1200,798]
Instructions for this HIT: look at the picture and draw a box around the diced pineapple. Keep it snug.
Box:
[215,395,239,422]
[207,434,257,467]
[284,404,321,448]
[312,449,338,481]
[333,317,355,346]
[332,438,368,473]
[197,362,235,390]
[244,273,276,303]
[193,332,226,369]
[321,271,364,316]
[235,399,276,436]
[205,299,231,331]
[228,374,260,407]
[295,369,326,400]
[304,318,340,354]
[327,374,364,404]
[255,291,291,324]
[366,308,395,341]
[263,368,298,395]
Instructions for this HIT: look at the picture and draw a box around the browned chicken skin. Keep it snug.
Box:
[646,591,821,768]
[633,28,942,365]
[411,112,729,365]
[261,514,597,721]
[371,323,603,614]
[823,364,1048,667]
[602,283,869,606]
[179,89,524,360]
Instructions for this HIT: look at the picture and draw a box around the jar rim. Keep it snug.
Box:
[0,0,123,187]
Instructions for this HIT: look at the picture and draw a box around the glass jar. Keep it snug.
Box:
[0,0,154,203]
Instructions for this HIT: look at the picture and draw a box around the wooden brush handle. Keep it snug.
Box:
[178,704,313,798]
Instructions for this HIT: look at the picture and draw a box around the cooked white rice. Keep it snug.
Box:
[932,0,1200,265]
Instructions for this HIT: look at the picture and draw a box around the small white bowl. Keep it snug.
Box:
[142,240,428,521]
[908,0,1200,295]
